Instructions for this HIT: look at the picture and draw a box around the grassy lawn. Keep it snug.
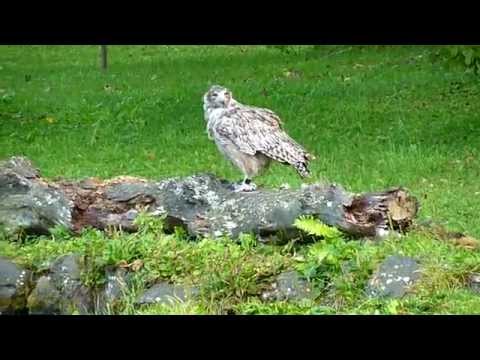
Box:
[1,45,480,314]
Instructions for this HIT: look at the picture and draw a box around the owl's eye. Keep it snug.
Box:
[211,93,218,97]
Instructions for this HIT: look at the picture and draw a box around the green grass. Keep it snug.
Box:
[1,45,480,314]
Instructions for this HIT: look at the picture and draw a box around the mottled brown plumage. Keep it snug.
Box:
[203,85,314,191]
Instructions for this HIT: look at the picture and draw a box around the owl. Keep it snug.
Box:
[203,85,314,192]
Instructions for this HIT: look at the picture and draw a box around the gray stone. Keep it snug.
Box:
[135,282,200,306]
[261,271,314,302]
[50,254,82,284]
[27,254,94,314]
[366,255,421,299]
[27,276,62,314]
[468,273,480,294]
[0,257,32,314]
[103,267,130,304]
[95,267,131,313]
[0,156,73,237]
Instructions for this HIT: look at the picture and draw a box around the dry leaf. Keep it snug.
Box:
[145,151,156,161]
[117,259,144,271]
[130,259,144,272]
[117,260,129,268]
[450,235,480,250]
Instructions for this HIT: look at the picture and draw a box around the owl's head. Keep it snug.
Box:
[203,85,234,109]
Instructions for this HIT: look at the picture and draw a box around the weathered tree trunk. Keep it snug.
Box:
[0,156,419,241]
[100,45,108,71]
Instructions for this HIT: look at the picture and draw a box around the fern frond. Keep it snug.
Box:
[293,215,342,239]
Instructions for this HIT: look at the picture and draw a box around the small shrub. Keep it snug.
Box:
[432,45,480,74]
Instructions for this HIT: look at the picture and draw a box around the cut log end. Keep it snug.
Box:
[342,188,419,237]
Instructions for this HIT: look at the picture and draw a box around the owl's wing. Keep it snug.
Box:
[215,106,312,166]
[248,106,284,128]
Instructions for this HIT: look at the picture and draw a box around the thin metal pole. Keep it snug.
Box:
[100,45,108,71]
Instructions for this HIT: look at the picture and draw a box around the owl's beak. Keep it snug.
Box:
[224,92,231,105]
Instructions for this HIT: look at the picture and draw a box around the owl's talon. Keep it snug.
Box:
[234,182,257,192]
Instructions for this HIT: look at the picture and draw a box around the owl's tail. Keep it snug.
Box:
[294,161,311,178]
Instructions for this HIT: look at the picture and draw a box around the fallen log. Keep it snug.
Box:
[0,156,419,241]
